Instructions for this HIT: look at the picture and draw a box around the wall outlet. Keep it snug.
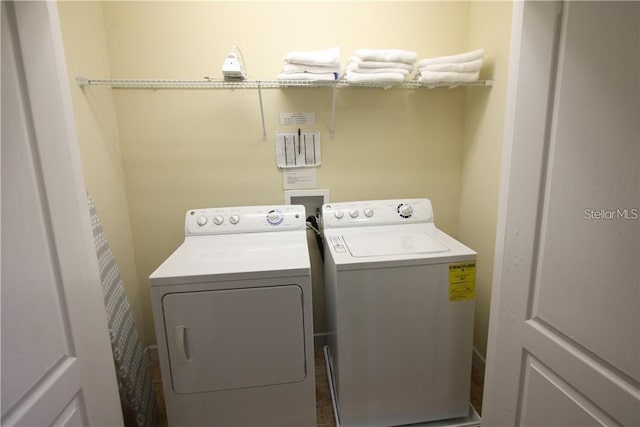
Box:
[284,189,330,220]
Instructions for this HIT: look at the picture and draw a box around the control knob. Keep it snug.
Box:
[364,208,374,218]
[213,215,224,225]
[398,203,413,218]
[196,215,208,226]
[229,215,240,225]
[267,210,283,226]
[349,209,359,218]
[334,210,344,219]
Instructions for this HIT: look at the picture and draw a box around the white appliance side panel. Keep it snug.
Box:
[335,264,475,427]
[323,240,340,386]
[162,285,307,394]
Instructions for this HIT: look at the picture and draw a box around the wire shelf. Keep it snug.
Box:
[75,76,494,90]
[76,77,335,89]
[74,76,493,140]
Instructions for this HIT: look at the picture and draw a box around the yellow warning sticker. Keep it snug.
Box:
[449,262,476,301]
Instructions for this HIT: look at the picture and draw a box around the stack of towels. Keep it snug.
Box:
[345,49,417,85]
[417,48,484,84]
[277,47,341,81]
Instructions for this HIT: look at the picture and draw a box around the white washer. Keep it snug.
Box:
[322,199,477,427]
[149,205,316,427]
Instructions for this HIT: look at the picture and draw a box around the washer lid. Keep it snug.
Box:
[343,230,450,257]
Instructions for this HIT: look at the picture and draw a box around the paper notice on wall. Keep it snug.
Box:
[275,131,321,168]
[280,112,316,126]
[283,168,317,190]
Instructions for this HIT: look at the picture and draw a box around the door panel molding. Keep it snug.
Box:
[2,358,81,426]
[520,354,617,426]
[526,318,639,392]
[523,320,639,426]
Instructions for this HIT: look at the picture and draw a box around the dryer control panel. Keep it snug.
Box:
[322,199,434,228]
[185,205,306,235]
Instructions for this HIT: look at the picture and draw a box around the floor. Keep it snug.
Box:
[150,349,484,427]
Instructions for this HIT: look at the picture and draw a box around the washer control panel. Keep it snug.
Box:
[186,205,306,235]
[322,199,434,228]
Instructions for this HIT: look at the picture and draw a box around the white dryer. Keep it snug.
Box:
[322,199,477,427]
[149,205,316,427]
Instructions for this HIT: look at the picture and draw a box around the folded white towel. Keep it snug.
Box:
[283,63,341,74]
[353,49,417,64]
[277,72,338,81]
[418,70,479,84]
[420,58,483,73]
[348,57,415,71]
[418,49,484,68]
[347,62,411,75]
[284,47,341,67]
[346,70,406,84]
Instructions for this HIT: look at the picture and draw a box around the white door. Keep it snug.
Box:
[1,2,124,426]
[162,285,306,394]
[483,2,639,426]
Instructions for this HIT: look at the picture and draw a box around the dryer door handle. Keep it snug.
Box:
[174,325,190,365]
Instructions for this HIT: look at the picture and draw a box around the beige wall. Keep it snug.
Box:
[59,1,512,354]
[461,1,512,359]
[57,3,146,341]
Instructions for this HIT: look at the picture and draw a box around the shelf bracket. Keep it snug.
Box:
[256,81,267,141]
[330,84,337,140]
[76,76,89,87]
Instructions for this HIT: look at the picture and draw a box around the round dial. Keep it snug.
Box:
[397,203,413,218]
[349,209,359,218]
[334,210,344,219]
[364,208,374,218]
[213,215,225,225]
[266,209,283,226]
[196,215,208,226]
[229,215,240,225]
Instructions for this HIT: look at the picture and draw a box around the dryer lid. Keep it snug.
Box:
[342,230,450,257]
[149,230,310,285]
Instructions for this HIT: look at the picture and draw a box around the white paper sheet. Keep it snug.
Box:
[280,112,316,126]
[283,168,318,189]
[275,131,321,168]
